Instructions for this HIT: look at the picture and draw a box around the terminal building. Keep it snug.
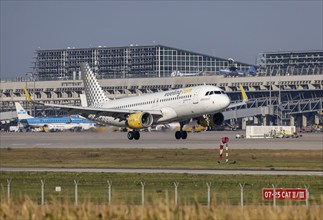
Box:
[1,47,322,129]
[35,45,251,80]
[257,50,323,76]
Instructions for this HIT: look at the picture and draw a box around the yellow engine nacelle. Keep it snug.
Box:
[127,112,153,129]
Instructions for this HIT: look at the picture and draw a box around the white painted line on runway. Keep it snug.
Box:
[36,143,52,146]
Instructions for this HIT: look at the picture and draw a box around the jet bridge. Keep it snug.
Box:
[223,97,323,128]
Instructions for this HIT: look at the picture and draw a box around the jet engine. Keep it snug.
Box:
[126,112,153,129]
[211,112,224,126]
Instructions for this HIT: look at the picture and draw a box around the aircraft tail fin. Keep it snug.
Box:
[247,66,257,75]
[239,84,248,102]
[80,63,110,107]
[15,102,34,120]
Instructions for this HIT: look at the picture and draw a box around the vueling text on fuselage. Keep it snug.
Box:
[164,88,192,97]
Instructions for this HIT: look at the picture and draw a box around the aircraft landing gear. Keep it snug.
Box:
[175,130,187,139]
[175,122,188,140]
[128,130,140,140]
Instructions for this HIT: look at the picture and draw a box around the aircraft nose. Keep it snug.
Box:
[225,95,231,107]
[222,95,230,109]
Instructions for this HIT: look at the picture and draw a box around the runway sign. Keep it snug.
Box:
[55,186,61,192]
[262,188,307,201]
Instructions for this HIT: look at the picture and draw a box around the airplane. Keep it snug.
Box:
[26,62,248,140]
[15,102,96,132]
[220,66,257,77]
[220,58,257,77]
[171,71,200,77]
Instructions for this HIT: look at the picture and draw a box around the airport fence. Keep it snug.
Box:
[1,178,312,207]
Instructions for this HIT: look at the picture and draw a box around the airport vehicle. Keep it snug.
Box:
[15,102,96,132]
[27,63,247,140]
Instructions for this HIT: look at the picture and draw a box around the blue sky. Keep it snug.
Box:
[1,0,322,79]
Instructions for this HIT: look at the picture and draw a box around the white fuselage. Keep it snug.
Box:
[88,85,230,127]
[19,117,96,131]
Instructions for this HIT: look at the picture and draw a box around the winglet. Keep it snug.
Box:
[23,86,31,102]
[239,84,248,102]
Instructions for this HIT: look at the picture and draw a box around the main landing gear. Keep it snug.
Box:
[175,130,187,139]
[127,130,140,140]
[175,122,188,140]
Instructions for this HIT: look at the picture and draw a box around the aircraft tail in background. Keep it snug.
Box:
[247,66,257,76]
[15,102,34,120]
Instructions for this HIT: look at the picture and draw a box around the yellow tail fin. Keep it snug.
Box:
[23,86,31,102]
[239,84,248,102]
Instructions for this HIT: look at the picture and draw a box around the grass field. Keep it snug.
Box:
[1,197,322,220]
[1,148,322,205]
[1,148,322,170]
[1,148,322,219]
[1,172,322,206]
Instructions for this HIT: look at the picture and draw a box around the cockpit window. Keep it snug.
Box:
[205,90,223,96]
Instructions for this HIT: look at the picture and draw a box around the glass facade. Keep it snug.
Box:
[36,45,252,80]
[256,51,323,76]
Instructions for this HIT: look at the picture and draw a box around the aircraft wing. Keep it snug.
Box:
[227,101,247,109]
[24,86,163,121]
[41,103,163,121]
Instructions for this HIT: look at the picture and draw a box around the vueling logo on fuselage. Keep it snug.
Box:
[164,88,192,97]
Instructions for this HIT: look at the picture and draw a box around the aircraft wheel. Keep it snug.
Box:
[133,131,140,140]
[127,131,134,140]
[181,131,188,139]
[175,131,182,140]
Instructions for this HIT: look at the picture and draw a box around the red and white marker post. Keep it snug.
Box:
[219,137,229,163]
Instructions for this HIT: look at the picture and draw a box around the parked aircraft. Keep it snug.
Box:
[15,102,96,132]
[27,63,247,140]
[220,66,257,77]
[220,58,257,77]
[171,71,200,77]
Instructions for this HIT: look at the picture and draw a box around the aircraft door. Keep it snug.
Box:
[153,98,159,107]
[193,89,200,104]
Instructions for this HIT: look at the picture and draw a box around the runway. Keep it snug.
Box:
[0,130,322,150]
[1,167,322,176]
